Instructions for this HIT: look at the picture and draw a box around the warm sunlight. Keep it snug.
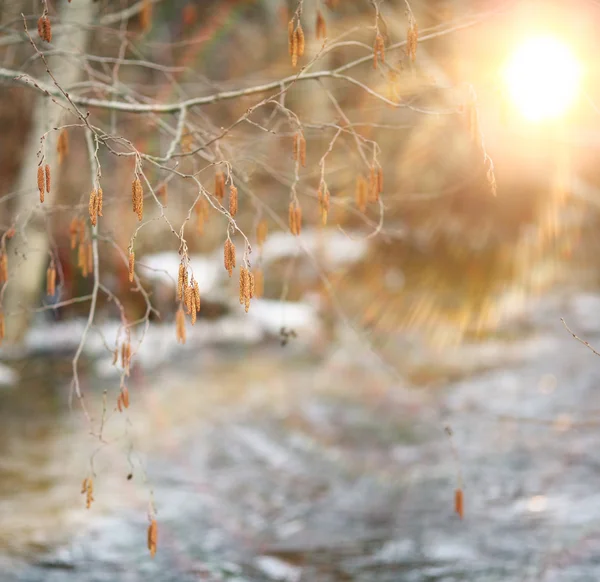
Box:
[504,36,582,122]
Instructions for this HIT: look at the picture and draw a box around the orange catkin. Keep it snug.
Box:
[81,477,94,509]
[89,190,98,226]
[316,10,326,39]
[288,20,295,55]
[45,164,51,194]
[176,304,186,344]
[69,218,79,250]
[139,0,153,32]
[193,280,201,313]
[37,16,52,43]
[291,25,299,67]
[296,24,305,57]
[132,178,143,221]
[148,519,158,558]
[97,187,103,217]
[229,185,238,217]
[288,201,302,235]
[0,252,8,284]
[128,251,135,282]
[46,261,56,296]
[37,166,45,203]
[224,239,235,276]
[57,129,69,164]
[355,175,368,212]
[455,488,464,519]
[407,22,418,62]
[215,172,225,201]
[177,263,185,301]
[299,134,306,168]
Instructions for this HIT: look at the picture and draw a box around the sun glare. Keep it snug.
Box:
[504,36,581,122]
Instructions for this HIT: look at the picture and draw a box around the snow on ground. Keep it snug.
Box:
[0,297,322,378]
[0,363,18,387]
[261,229,368,268]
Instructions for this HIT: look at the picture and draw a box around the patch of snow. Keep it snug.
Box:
[245,298,320,337]
[262,229,368,267]
[254,556,301,582]
[0,363,18,387]
[23,319,87,353]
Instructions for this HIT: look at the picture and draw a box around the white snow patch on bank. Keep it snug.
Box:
[262,229,368,267]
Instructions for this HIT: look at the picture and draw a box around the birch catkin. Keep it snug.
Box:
[37,166,45,203]
[455,488,464,519]
[37,15,52,43]
[57,129,69,164]
[224,239,236,276]
[128,251,135,282]
[44,164,51,195]
[289,201,302,235]
[46,261,56,297]
[176,304,186,344]
[229,185,238,217]
[89,189,98,226]
[148,519,158,558]
[132,178,143,221]
[316,10,326,39]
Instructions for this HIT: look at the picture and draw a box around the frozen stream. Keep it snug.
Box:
[3,291,600,581]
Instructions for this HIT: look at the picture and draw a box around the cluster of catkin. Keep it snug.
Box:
[289,200,302,235]
[119,335,132,375]
[177,262,200,329]
[70,218,93,277]
[132,178,143,221]
[116,386,130,412]
[288,20,305,67]
[88,187,103,226]
[373,34,385,69]
[37,164,50,203]
[81,477,94,509]
[224,238,236,277]
[239,266,255,313]
[37,14,52,43]
[46,260,56,297]
[292,132,306,167]
[355,165,383,212]
[318,182,331,225]
[407,21,418,62]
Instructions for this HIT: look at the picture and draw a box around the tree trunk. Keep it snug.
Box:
[3,0,97,346]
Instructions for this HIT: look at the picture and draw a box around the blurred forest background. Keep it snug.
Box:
[3,0,600,580]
